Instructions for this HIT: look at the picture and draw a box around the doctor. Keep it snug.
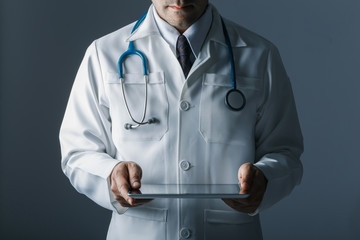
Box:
[60,0,303,239]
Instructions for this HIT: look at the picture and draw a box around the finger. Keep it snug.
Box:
[238,163,255,193]
[249,168,267,197]
[222,198,255,214]
[119,198,153,208]
[111,179,132,206]
[134,198,153,205]
[127,162,142,189]
[114,166,134,205]
[110,162,127,196]
[117,189,153,208]
[119,182,135,205]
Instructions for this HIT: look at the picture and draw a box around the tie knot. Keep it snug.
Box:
[177,35,191,56]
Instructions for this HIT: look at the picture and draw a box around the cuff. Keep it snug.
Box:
[249,158,301,216]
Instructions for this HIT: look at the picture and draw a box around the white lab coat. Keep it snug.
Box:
[60,5,303,240]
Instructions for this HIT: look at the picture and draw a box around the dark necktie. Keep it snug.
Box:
[176,35,193,78]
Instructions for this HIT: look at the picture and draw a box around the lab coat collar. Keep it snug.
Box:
[127,4,247,48]
[126,5,161,42]
[207,5,247,48]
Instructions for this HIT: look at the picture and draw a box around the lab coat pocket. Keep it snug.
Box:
[105,71,168,141]
[199,74,261,144]
[204,209,262,240]
[107,206,168,240]
[124,206,168,222]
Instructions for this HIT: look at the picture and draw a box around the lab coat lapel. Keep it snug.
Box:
[126,5,161,43]
[125,5,186,97]
[186,5,247,86]
[124,4,182,88]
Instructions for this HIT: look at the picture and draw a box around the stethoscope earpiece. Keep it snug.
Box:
[124,118,158,130]
[124,123,133,130]
[147,118,157,124]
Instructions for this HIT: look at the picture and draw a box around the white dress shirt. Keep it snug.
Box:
[152,4,213,63]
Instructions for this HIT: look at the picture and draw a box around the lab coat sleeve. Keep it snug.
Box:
[252,44,304,215]
[59,42,127,214]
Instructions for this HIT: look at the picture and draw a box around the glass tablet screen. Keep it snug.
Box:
[128,184,249,199]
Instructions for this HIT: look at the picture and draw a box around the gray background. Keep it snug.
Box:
[1,0,359,239]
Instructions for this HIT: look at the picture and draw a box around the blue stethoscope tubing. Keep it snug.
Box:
[118,12,246,130]
[118,12,148,78]
[118,12,155,130]
[221,19,246,111]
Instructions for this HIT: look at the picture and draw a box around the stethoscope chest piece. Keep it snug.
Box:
[225,89,246,111]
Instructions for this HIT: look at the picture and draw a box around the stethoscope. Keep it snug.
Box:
[118,12,246,130]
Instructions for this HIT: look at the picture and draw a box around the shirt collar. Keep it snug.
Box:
[127,4,247,50]
[152,4,212,58]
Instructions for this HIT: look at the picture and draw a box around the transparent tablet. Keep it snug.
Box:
[128,184,249,199]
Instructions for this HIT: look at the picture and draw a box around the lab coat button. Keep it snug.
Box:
[180,100,190,111]
[179,160,191,171]
[180,228,191,239]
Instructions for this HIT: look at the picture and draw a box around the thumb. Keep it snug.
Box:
[238,162,254,193]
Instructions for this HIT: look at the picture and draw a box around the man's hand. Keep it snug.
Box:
[222,162,268,214]
[110,161,152,207]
